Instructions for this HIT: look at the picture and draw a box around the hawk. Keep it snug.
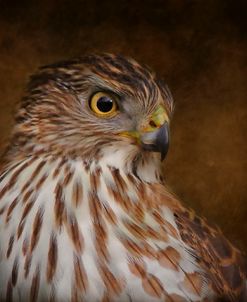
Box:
[0,54,246,302]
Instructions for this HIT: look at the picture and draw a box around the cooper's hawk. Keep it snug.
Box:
[0,54,246,302]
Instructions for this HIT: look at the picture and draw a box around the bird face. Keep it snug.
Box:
[13,54,174,164]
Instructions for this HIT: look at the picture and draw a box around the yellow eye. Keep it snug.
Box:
[89,92,118,117]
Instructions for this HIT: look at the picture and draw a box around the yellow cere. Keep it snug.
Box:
[119,105,169,141]
[90,92,118,118]
[143,105,169,132]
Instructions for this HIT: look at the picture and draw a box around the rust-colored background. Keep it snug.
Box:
[0,1,246,253]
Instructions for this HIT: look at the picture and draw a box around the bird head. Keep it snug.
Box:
[12,54,174,170]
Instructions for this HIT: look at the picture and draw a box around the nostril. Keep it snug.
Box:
[149,120,156,128]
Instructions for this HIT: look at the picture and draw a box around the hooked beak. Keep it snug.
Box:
[140,122,169,161]
[120,105,170,161]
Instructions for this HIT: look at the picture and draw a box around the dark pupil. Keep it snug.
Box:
[97,96,113,113]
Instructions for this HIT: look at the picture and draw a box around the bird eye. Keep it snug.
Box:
[89,92,118,117]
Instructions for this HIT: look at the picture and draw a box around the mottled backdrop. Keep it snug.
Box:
[0,0,246,252]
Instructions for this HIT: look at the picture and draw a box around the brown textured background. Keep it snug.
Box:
[0,0,246,253]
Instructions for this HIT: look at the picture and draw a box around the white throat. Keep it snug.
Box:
[97,144,163,183]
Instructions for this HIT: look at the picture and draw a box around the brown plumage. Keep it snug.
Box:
[0,53,246,302]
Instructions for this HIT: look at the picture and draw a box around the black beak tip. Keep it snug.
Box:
[161,149,168,161]
[141,122,170,161]
[156,122,169,161]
